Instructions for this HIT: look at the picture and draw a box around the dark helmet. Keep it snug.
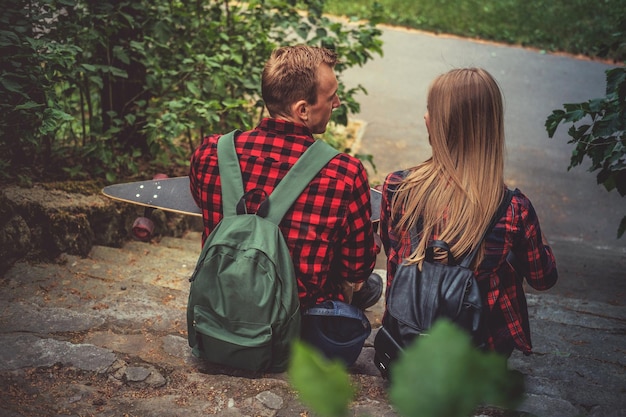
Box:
[301,300,371,366]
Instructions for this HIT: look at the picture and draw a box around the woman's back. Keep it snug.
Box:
[379,67,558,356]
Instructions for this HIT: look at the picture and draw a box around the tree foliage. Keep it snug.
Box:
[0,0,383,184]
[546,66,626,238]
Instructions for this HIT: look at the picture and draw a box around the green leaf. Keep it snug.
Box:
[185,81,201,97]
[606,67,626,96]
[588,97,606,113]
[618,216,626,238]
[118,11,137,28]
[615,169,626,196]
[569,123,591,142]
[562,108,587,123]
[124,113,136,125]
[355,153,377,173]
[109,67,129,79]
[545,110,565,137]
[296,22,311,39]
[14,101,43,110]
[88,74,104,89]
[288,341,354,417]
[113,45,130,65]
[0,30,19,46]
[598,168,617,191]
[593,114,620,137]
[1,78,25,94]
[562,102,584,112]
[129,40,145,53]
[389,320,524,417]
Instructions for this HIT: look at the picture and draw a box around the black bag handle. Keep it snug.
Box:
[235,188,269,217]
[425,240,454,264]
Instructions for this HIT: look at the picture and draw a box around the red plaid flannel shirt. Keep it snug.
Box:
[380,170,558,354]
[189,118,377,310]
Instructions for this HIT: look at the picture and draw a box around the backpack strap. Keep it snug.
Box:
[217,130,339,224]
[216,130,244,217]
[458,188,514,268]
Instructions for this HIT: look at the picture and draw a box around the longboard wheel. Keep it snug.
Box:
[153,173,168,180]
[132,216,155,241]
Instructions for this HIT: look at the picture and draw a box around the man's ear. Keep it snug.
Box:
[292,100,308,122]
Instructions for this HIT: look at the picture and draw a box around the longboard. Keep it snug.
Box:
[103,176,382,221]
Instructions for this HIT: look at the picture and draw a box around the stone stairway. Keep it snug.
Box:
[0,231,624,417]
[0,232,396,417]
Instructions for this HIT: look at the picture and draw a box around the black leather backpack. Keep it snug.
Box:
[373,189,514,379]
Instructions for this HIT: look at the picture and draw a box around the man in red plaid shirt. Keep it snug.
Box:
[189,45,381,312]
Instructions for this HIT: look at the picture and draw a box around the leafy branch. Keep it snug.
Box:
[545,66,626,238]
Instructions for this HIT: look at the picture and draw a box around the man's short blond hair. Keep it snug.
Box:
[261,45,338,118]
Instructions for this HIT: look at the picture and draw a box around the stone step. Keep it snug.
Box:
[70,234,202,291]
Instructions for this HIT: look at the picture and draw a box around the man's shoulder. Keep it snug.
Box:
[195,133,222,149]
[324,151,368,178]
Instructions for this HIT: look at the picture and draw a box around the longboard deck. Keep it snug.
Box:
[103,176,382,222]
[103,177,202,217]
[370,187,381,223]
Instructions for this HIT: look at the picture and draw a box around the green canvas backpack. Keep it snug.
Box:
[187,130,339,372]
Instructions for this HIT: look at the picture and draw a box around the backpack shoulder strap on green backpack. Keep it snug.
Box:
[216,130,339,224]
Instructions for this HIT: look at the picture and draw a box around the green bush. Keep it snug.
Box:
[0,0,383,183]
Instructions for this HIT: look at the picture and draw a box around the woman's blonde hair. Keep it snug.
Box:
[392,67,506,268]
[261,45,338,118]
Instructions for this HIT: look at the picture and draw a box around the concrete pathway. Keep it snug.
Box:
[343,26,623,246]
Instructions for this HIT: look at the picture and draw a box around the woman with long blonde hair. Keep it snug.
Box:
[379,67,558,356]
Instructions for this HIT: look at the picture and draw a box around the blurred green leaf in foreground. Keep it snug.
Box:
[288,341,355,417]
[390,320,525,417]
[289,319,525,417]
